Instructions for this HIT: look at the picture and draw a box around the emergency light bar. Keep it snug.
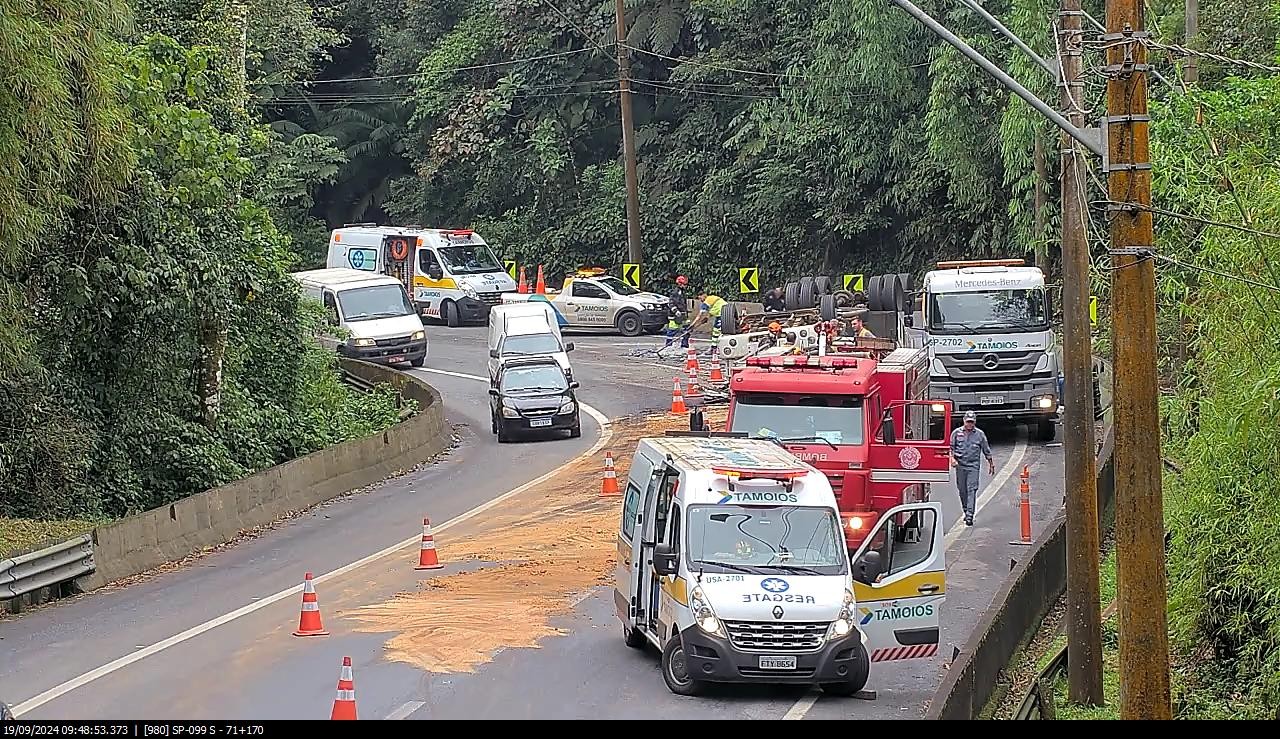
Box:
[935,258,1025,269]
[445,229,473,236]
[744,355,860,368]
[711,466,809,481]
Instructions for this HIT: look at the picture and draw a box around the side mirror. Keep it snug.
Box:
[854,550,883,585]
[488,388,499,396]
[489,349,500,359]
[653,543,679,577]
[903,314,914,328]
[569,381,580,389]
[880,410,897,445]
[564,342,575,352]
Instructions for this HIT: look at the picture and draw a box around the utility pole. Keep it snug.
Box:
[1058,0,1103,706]
[614,0,643,264]
[1184,0,1198,83]
[1105,0,1172,720]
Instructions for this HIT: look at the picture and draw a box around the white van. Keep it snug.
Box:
[487,303,573,382]
[291,268,428,367]
[325,224,518,327]
[614,434,945,697]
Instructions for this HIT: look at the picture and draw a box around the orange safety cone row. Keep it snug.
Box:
[414,517,444,570]
[518,266,528,294]
[1011,465,1032,546]
[671,377,687,414]
[330,656,358,720]
[293,572,329,637]
[601,451,621,496]
[535,265,546,294]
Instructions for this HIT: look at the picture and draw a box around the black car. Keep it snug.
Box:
[490,357,581,443]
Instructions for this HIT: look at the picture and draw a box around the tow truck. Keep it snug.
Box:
[501,267,669,336]
[723,320,953,554]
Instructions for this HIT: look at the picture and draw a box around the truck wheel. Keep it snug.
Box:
[623,624,647,650]
[798,276,818,308]
[866,275,884,310]
[820,641,871,696]
[661,635,706,696]
[1036,418,1057,441]
[720,303,740,335]
[814,275,834,295]
[819,294,837,321]
[784,281,801,310]
[880,275,904,316]
[443,300,461,328]
[616,310,642,337]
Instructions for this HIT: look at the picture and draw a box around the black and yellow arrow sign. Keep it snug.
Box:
[504,260,516,279]
[843,273,865,292]
[739,267,759,293]
[1090,296,1098,327]
[622,263,641,289]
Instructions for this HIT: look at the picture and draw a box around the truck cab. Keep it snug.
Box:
[724,336,953,553]
[913,259,1060,440]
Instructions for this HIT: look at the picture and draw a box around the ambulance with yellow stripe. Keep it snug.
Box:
[325,224,518,327]
[615,434,945,697]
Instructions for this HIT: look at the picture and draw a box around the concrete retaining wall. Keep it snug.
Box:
[78,360,450,591]
[925,425,1117,719]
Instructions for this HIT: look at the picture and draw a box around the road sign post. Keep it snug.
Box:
[504,260,516,280]
[622,263,641,289]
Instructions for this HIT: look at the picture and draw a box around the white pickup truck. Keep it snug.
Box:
[501,269,669,337]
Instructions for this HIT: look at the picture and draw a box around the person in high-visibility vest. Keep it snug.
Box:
[692,291,728,340]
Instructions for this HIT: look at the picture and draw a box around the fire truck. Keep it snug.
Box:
[723,326,954,553]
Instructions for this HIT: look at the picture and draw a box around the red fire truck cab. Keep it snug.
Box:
[724,341,954,553]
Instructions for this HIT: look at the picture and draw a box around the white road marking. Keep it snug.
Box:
[385,700,425,720]
[781,431,1030,720]
[11,373,613,718]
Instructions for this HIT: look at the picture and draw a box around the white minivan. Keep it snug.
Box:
[291,268,429,367]
[487,302,573,382]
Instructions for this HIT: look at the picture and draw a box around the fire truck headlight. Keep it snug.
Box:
[930,402,946,414]
[847,516,864,531]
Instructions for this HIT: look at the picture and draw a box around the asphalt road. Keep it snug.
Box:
[0,326,1067,720]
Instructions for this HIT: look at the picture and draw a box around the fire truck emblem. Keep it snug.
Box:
[899,446,921,470]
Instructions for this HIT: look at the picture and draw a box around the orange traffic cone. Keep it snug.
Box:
[686,365,702,399]
[685,348,699,373]
[601,451,621,497]
[330,656,358,720]
[414,518,444,570]
[518,266,528,294]
[293,572,329,637]
[671,378,687,414]
[709,361,724,383]
[1011,465,1032,546]
[535,265,546,294]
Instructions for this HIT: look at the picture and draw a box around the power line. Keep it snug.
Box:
[537,0,617,65]
[1094,200,1280,240]
[621,42,804,79]
[1139,39,1280,74]
[1152,253,1280,293]
[299,47,600,85]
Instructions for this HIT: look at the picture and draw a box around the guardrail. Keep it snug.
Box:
[1011,597,1117,720]
[0,534,94,602]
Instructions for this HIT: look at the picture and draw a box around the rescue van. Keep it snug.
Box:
[325,224,518,327]
[614,434,945,697]
[290,268,428,366]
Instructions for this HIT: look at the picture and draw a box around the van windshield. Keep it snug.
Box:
[685,505,847,576]
[337,285,415,321]
[502,333,562,356]
[730,394,864,446]
[438,245,503,275]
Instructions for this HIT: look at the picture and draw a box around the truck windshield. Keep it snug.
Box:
[686,505,847,576]
[438,245,503,275]
[729,394,864,446]
[337,285,415,321]
[928,289,1049,333]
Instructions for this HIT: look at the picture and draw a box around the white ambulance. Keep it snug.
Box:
[325,224,518,327]
[614,434,945,697]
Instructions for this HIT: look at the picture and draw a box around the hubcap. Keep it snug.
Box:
[669,646,690,685]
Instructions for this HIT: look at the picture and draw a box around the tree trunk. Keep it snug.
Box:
[199,313,227,430]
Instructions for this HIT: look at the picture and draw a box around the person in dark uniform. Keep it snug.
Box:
[762,286,786,313]
[665,274,691,348]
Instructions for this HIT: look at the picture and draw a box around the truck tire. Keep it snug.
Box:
[814,275,834,295]
[443,300,461,328]
[897,271,916,294]
[784,281,801,310]
[1036,418,1057,441]
[798,276,818,308]
[720,303,740,335]
[820,641,871,696]
[661,635,707,697]
[880,275,904,316]
[616,310,643,337]
[819,294,837,321]
[866,275,884,311]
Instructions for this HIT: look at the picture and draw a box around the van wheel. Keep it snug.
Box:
[443,300,461,327]
[661,635,706,696]
[820,641,870,696]
[623,624,646,650]
[616,311,642,337]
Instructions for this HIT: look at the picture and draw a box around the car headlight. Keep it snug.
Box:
[1033,393,1057,409]
[411,330,425,341]
[501,400,520,418]
[558,398,576,414]
[690,585,724,637]
[352,338,375,347]
[827,589,856,640]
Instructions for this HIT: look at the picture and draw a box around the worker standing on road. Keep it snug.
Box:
[665,274,691,348]
[691,290,727,340]
[949,410,995,527]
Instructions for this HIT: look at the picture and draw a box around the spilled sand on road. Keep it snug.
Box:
[347,406,728,674]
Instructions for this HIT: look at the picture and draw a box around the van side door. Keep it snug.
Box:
[632,464,676,639]
[615,451,656,624]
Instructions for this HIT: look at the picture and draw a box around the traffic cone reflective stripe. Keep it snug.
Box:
[415,518,444,570]
[671,378,686,414]
[330,656,357,720]
[293,572,329,637]
[601,451,620,497]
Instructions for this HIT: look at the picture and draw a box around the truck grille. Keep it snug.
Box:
[374,335,416,348]
[478,291,505,306]
[724,620,829,652]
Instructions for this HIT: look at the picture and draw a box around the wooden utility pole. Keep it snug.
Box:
[1105,0,1173,720]
[1058,0,1103,706]
[1184,0,1199,83]
[614,0,643,264]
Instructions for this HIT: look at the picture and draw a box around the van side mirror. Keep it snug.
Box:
[653,544,678,576]
[854,550,883,585]
[569,381,580,389]
[488,388,499,397]
[564,342,575,352]
[489,349,500,359]
[880,410,897,446]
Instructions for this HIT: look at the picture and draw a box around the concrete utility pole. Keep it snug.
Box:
[614,0,643,264]
[1058,0,1103,706]
[1184,0,1199,83]
[1104,0,1173,720]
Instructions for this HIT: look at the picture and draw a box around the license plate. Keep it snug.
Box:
[530,417,552,428]
[386,355,404,364]
[979,395,1005,406]
[758,655,796,670]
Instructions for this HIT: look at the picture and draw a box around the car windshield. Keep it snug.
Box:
[729,394,864,446]
[438,245,503,275]
[501,364,568,393]
[928,289,1049,333]
[501,333,562,356]
[686,504,847,576]
[596,276,640,296]
[337,285,415,321]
